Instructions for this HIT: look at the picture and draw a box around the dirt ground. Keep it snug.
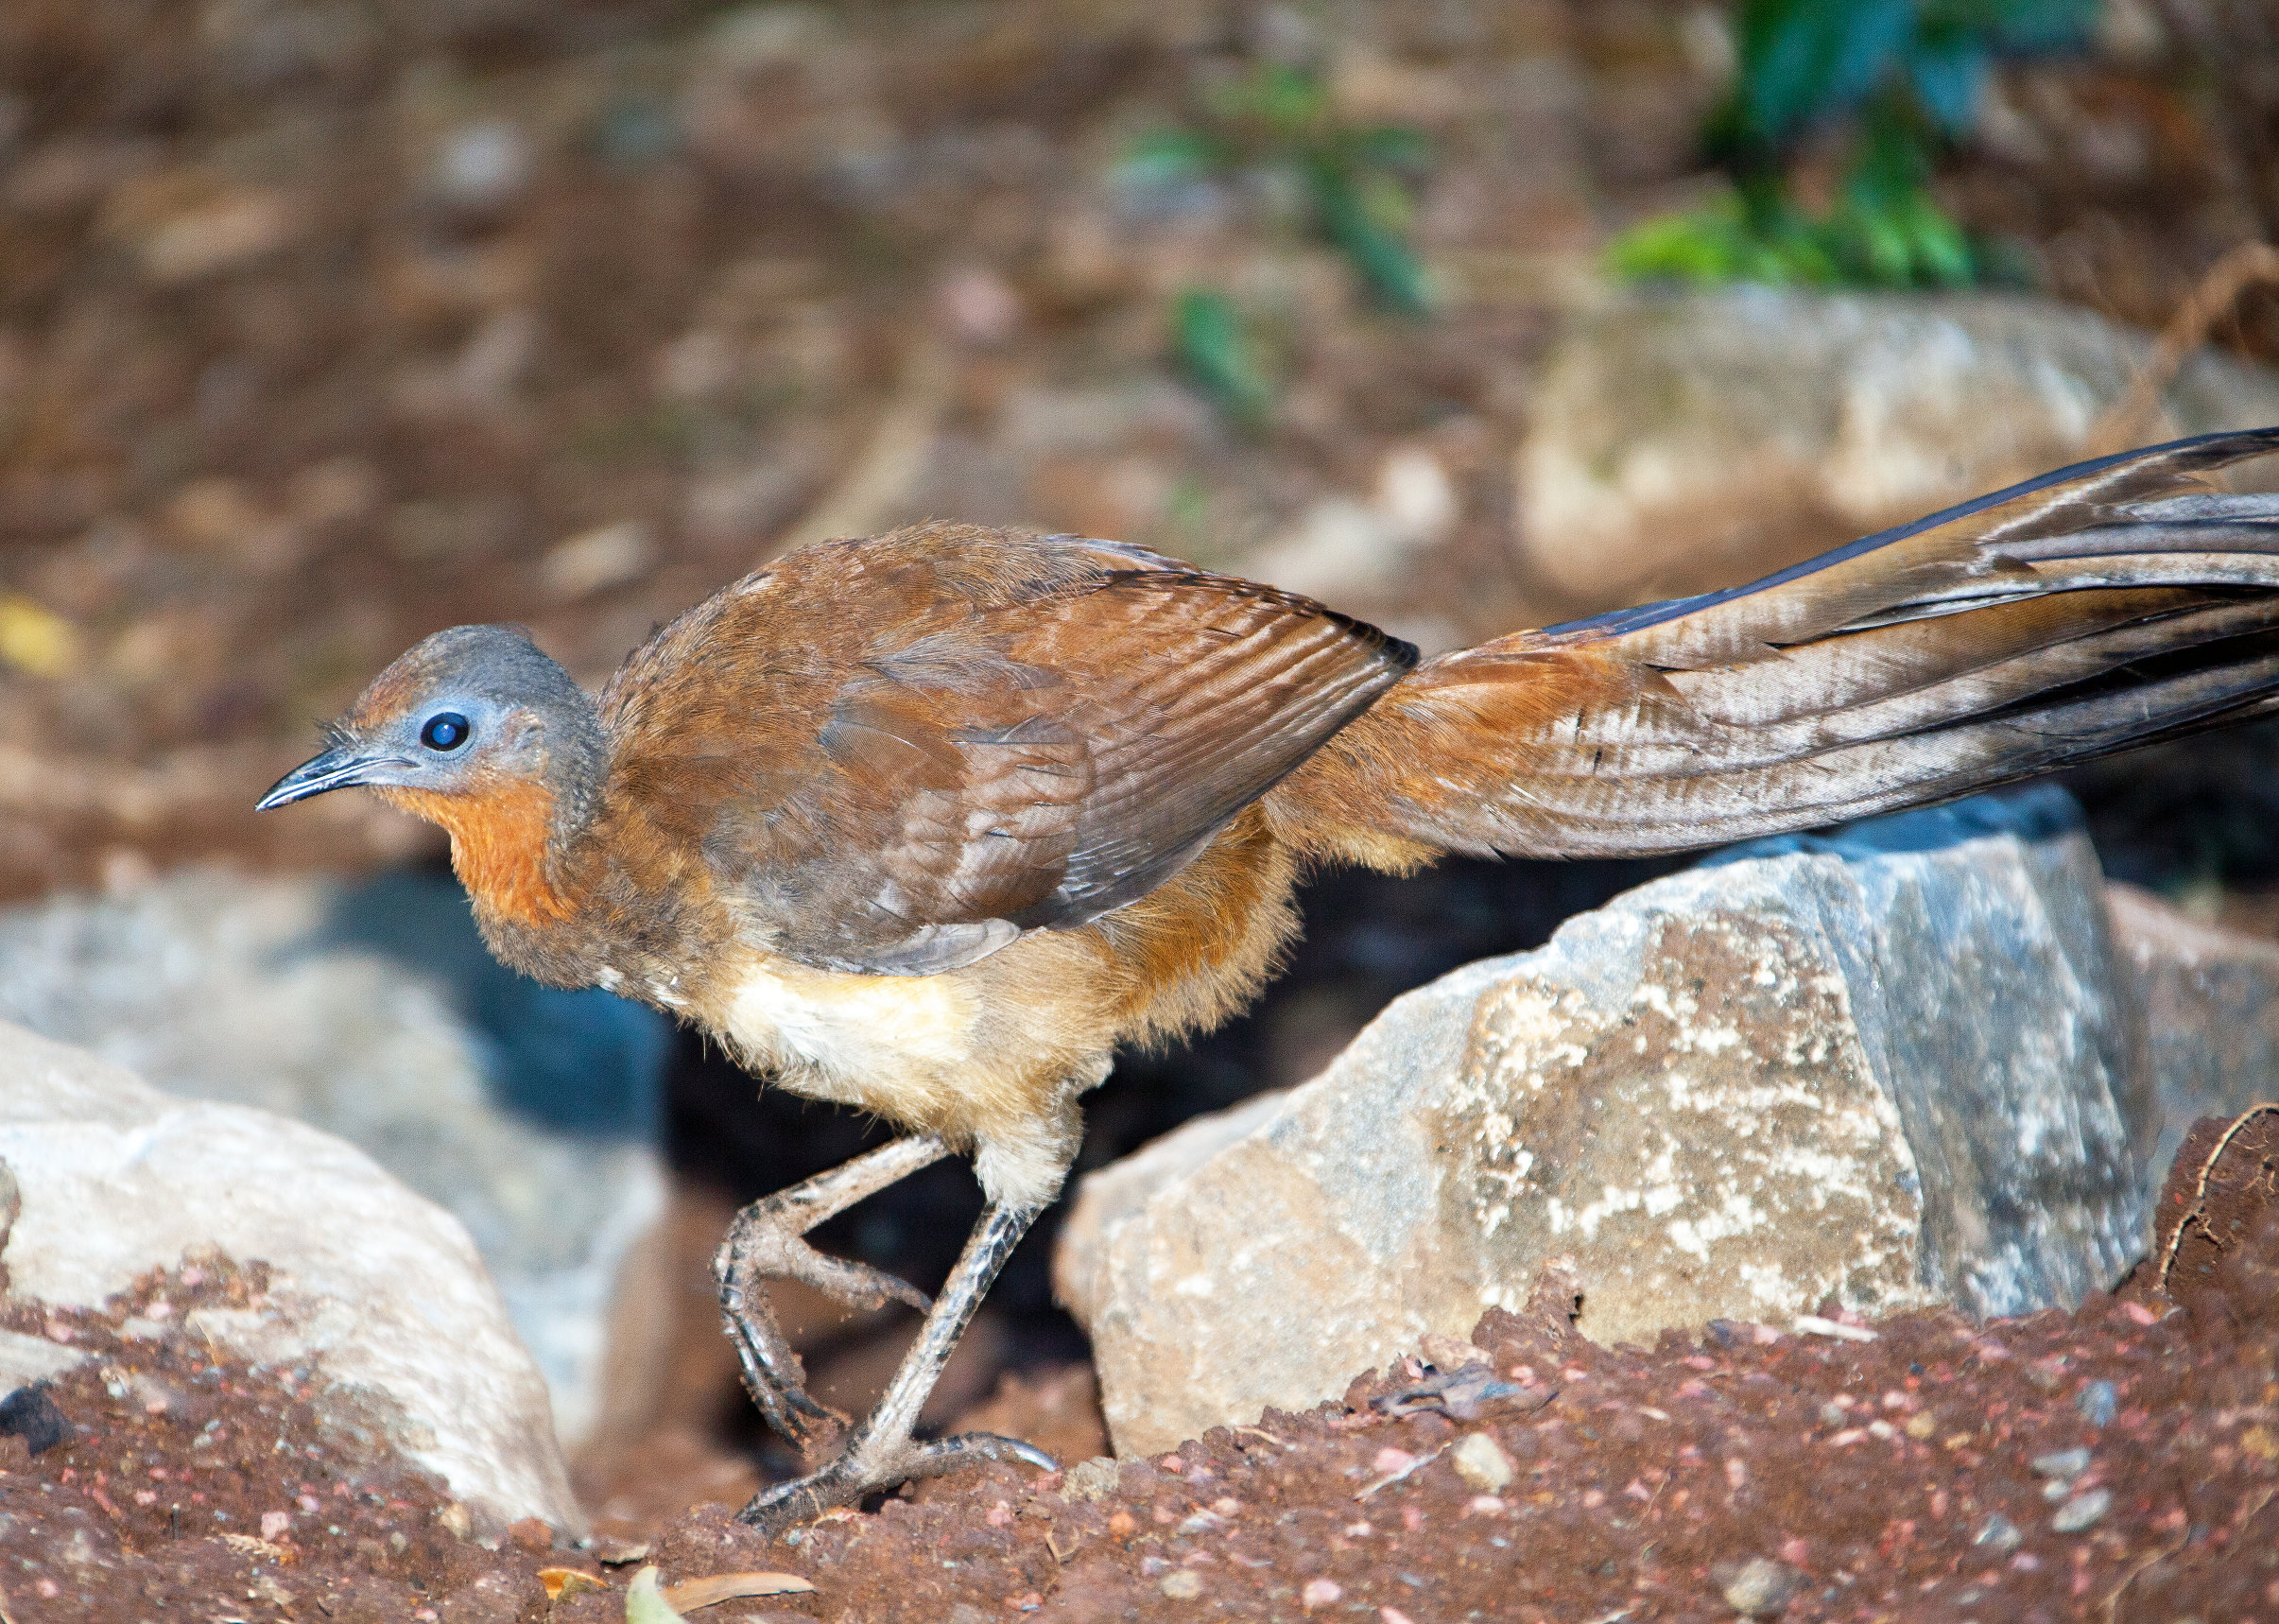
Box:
[4,1109,2272,1623]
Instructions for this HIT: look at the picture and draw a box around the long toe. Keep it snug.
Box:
[903,1432,1060,1478]
[787,1248,932,1314]
[734,1433,1057,1539]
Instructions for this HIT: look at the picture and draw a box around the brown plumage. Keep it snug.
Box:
[259,426,2279,1531]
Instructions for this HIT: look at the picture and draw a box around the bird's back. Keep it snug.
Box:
[595,523,1417,977]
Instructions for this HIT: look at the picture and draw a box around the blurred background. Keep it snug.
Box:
[10,0,2279,1536]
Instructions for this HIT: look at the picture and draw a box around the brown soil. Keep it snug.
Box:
[7,1113,2274,1623]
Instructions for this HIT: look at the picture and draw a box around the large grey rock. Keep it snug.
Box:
[1058,787,2152,1458]
[0,869,669,1450]
[0,1021,581,1532]
[2108,884,2279,1175]
[1516,290,2279,610]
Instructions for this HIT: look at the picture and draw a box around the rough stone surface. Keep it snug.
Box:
[0,868,668,1448]
[1516,290,2279,609]
[1058,787,2153,1457]
[0,1020,582,1532]
[2108,883,2279,1176]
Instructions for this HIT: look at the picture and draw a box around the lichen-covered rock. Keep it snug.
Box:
[0,1021,582,1533]
[1515,290,2279,611]
[1058,788,2150,1457]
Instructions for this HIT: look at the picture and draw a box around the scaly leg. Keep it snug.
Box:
[713,1134,951,1459]
[736,1198,1056,1535]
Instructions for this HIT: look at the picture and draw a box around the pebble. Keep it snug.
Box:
[1061,1458,1119,1502]
[1159,1571,1202,1600]
[1450,1432,1514,1492]
[1302,1579,1343,1608]
[2052,1488,2112,1532]
[2029,1446,2091,1480]
[2074,1380,2118,1427]
[1718,1556,1804,1616]
[1973,1513,2022,1552]
[541,521,655,600]
[433,121,531,212]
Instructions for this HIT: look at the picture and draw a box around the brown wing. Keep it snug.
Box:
[1270,427,2279,860]
[601,527,1414,973]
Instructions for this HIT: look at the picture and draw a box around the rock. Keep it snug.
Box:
[1977,1512,2024,1553]
[1449,1431,1513,1492]
[1061,1457,1121,1502]
[541,521,657,601]
[1240,446,1459,620]
[1515,290,2279,611]
[2075,1378,2118,1427]
[1715,1556,1804,1616]
[0,1325,85,1391]
[1058,787,2151,1457]
[0,1022,580,1531]
[2030,1446,2092,1480]
[2051,1487,2113,1532]
[0,869,671,1452]
[2107,884,2279,1176]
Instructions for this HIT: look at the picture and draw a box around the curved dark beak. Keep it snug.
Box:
[256,744,397,811]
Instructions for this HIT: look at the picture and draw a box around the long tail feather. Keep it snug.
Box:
[1267,426,2279,864]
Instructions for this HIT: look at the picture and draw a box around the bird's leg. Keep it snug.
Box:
[736,1197,1055,1535]
[714,1133,951,1459]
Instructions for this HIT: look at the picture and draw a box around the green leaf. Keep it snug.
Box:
[1347,126,1433,174]
[1735,0,1915,145]
[1309,162,1430,314]
[1116,128,1230,186]
[1173,289,1275,425]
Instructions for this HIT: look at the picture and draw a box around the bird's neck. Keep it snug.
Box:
[379,722,611,941]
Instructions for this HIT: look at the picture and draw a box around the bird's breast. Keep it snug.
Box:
[707,952,982,1124]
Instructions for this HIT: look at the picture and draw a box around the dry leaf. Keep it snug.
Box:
[538,1566,609,1601]
[663,1570,820,1609]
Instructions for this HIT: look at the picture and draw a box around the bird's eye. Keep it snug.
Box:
[420,712,471,752]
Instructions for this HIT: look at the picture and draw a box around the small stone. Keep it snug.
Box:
[2029,1446,2091,1481]
[1450,1432,1514,1492]
[1160,1570,1202,1600]
[1420,1331,1492,1371]
[2074,1380,2118,1428]
[1302,1579,1343,1609]
[1716,1556,1804,1616]
[1818,1403,1847,1429]
[1062,1458,1120,1503]
[437,1502,473,1540]
[1973,1513,2022,1552]
[1903,1412,1937,1440]
[540,522,654,600]
[508,1516,553,1551]
[2051,1488,2112,1532]
[432,121,531,213]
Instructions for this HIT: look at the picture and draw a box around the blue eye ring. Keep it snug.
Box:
[420,712,471,752]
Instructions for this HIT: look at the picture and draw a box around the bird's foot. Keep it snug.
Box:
[737,1431,1058,1539]
[712,1138,950,1460]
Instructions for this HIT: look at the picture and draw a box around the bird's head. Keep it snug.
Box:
[258,625,606,917]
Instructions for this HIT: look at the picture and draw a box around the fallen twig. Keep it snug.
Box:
[1353,1443,1447,1500]
[2087,241,2279,457]
[2156,1102,2279,1292]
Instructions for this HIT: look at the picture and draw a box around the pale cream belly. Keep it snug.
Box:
[712,954,984,1128]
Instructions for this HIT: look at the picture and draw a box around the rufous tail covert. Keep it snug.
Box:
[262,427,2279,1532]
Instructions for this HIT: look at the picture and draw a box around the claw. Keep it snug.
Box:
[736,1432,1060,1539]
